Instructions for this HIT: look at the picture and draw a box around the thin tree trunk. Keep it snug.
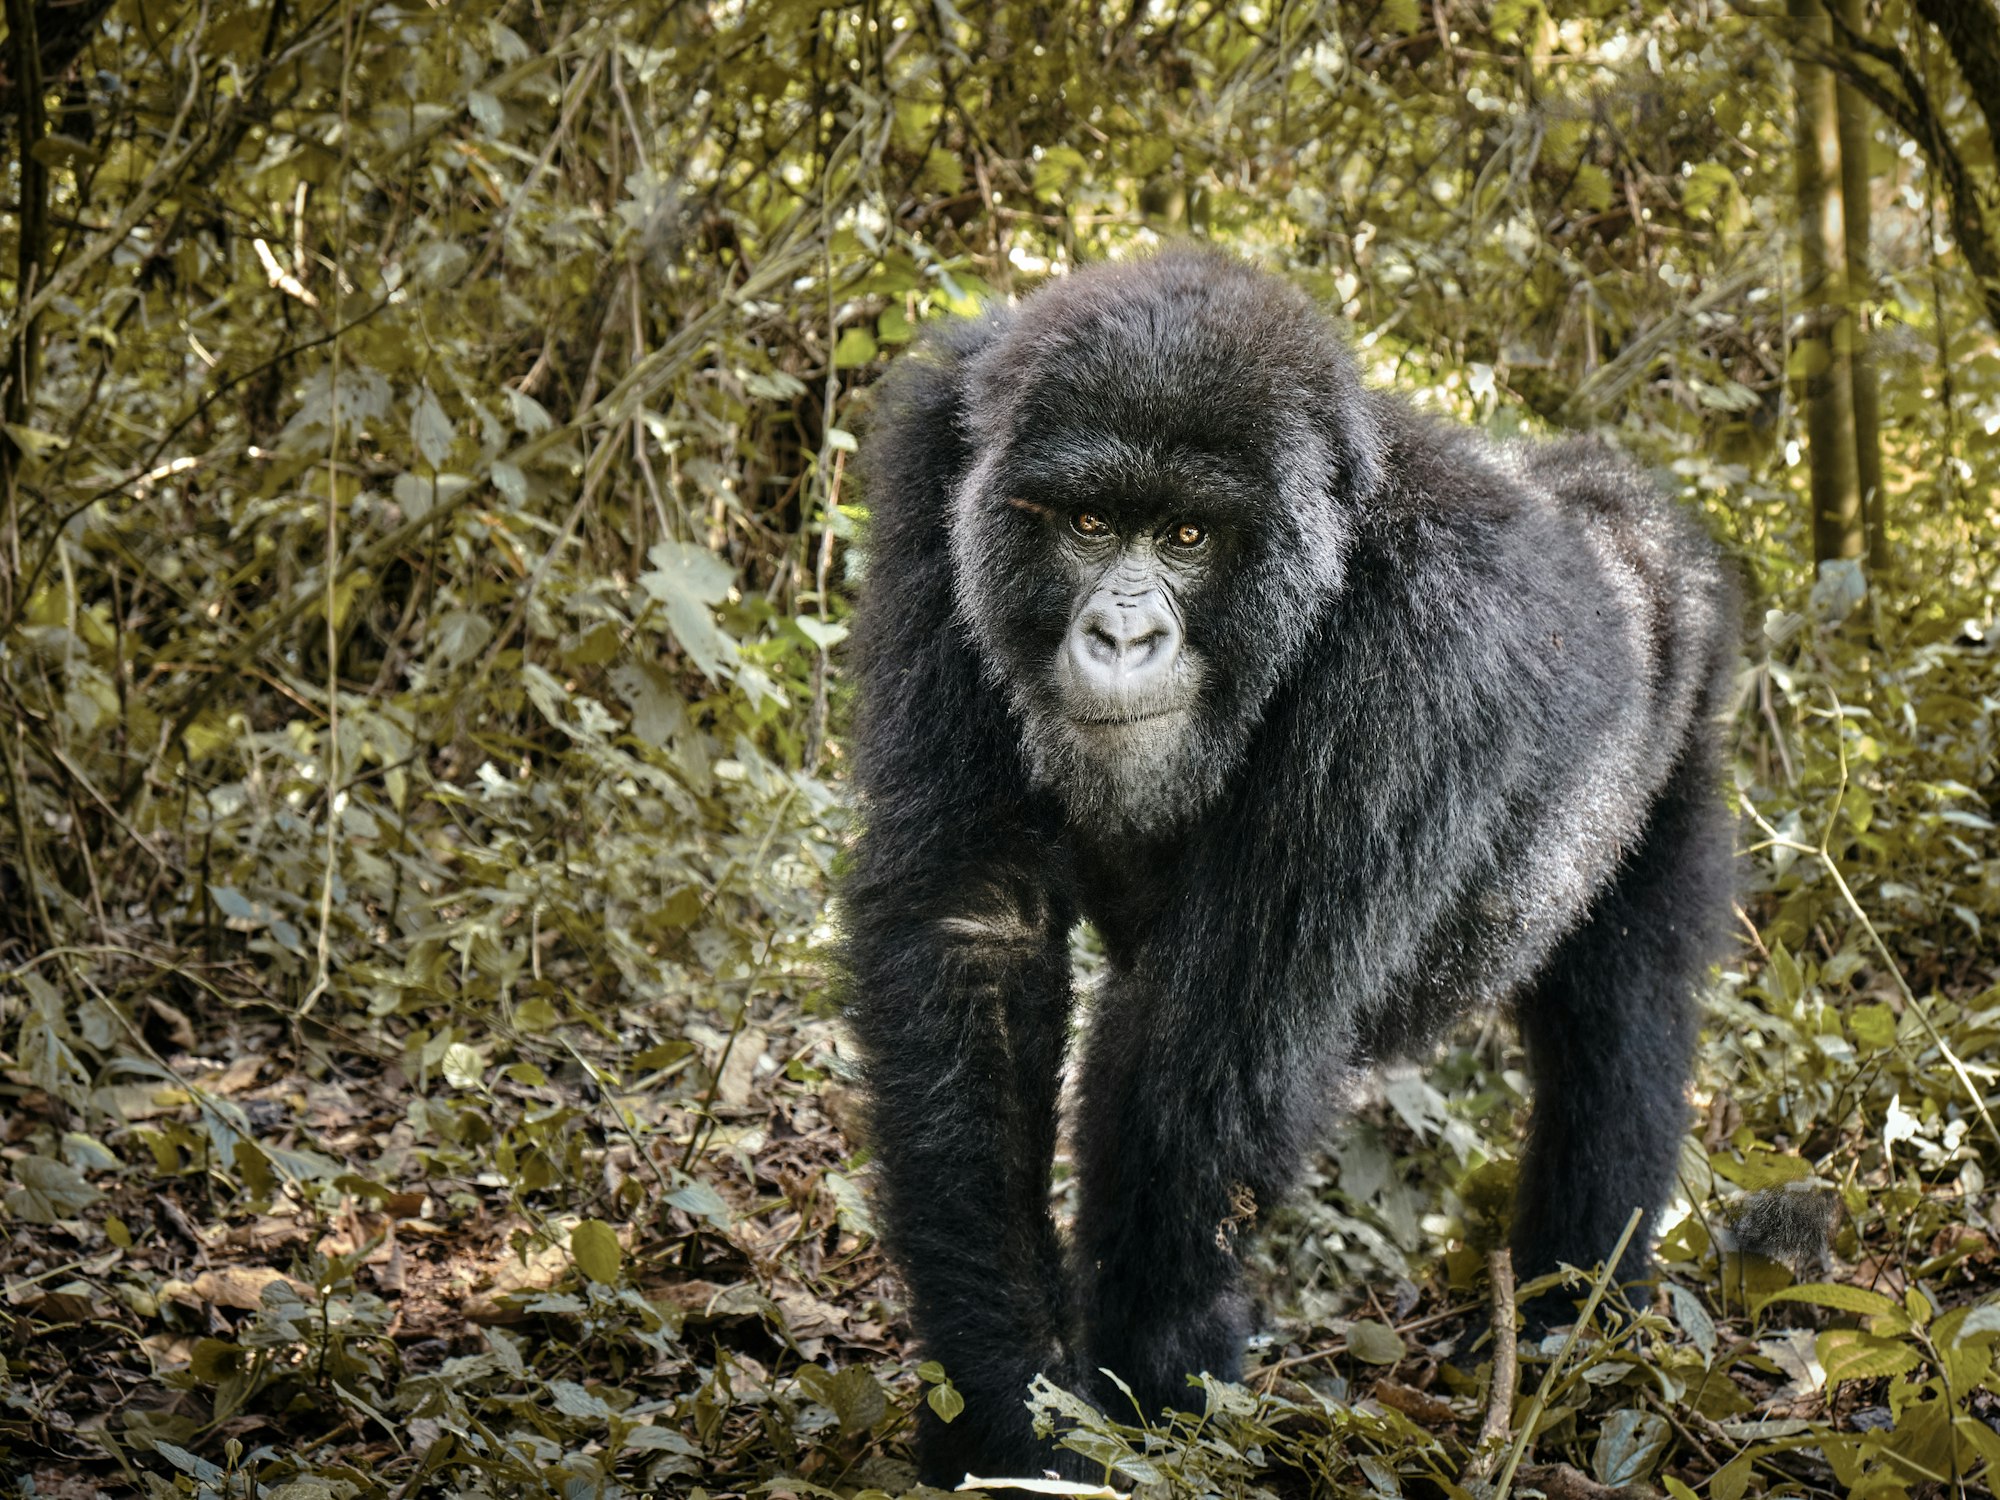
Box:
[1793,0,1865,566]
[2,0,50,606]
[1836,0,1887,573]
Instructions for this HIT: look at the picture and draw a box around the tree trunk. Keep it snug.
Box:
[2,0,50,533]
[1792,0,1865,566]
[1835,0,1887,573]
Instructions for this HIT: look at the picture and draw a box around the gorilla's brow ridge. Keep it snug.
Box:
[1005,431,1266,517]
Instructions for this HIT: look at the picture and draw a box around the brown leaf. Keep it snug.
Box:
[180,1265,310,1310]
[1371,1378,1459,1426]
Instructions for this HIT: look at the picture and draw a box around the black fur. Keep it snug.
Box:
[841,249,1735,1484]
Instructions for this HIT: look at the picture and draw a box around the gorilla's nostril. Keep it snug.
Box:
[1069,597,1180,693]
[1084,623,1123,662]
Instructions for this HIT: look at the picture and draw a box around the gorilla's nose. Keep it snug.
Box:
[1068,595,1181,700]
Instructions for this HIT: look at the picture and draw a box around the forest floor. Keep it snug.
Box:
[9,904,2000,1499]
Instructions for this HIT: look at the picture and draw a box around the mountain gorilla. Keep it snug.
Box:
[842,249,1734,1484]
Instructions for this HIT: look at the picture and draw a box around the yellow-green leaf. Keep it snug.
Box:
[1817,1328,1921,1386]
[571,1218,623,1285]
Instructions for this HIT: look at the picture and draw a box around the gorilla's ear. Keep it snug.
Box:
[1319,373,1389,507]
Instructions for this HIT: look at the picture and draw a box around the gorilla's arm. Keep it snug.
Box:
[844,327,1080,1478]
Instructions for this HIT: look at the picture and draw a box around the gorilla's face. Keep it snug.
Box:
[946,255,1385,837]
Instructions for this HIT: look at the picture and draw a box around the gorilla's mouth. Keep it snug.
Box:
[1071,708,1185,728]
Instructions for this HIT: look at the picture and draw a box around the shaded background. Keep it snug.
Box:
[4,0,2000,1494]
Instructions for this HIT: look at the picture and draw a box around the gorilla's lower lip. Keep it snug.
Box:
[1073,709,1183,727]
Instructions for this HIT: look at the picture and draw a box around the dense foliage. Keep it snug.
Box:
[2,1,1999,1496]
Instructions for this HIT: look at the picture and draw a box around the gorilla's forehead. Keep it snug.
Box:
[997,428,1272,514]
[998,326,1312,442]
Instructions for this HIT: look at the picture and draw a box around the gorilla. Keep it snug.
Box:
[841,248,1734,1484]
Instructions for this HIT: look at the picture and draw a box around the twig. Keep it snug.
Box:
[1467,1248,1518,1481]
[298,0,356,1022]
[1253,1301,1479,1390]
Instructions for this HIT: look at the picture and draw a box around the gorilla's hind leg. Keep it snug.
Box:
[1511,742,1732,1316]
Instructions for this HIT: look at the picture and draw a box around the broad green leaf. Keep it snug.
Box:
[1847,1002,1898,1049]
[6,1155,101,1223]
[666,1178,731,1227]
[927,1380,965,1423]
[1344,1319,1406,1365]
[639,540,738,683]
[491,460,529,505]
[622,1425,699,1454]
[571,1219,623,1285]
[1592,1409,1669,1487]
[549,1379,615,1419]
[411,386,455,469]
[1817,1329,1922,1386]
[188,1338,247,1382]
[441,1043,484,1090]
[1,423,68,456]
[833,327,877,367]
[1953,1303,2000,1343]
[1669,1283,1716,1366]
[796,616,847,650]
[1761,1282,1903,1321]
[506,388,553,435]
[815,1365,885,1433]
[1682,162,1738,222]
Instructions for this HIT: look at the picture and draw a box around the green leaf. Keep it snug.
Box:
[188,1338,248,1382]
[1345,1319,1406,1364]
[411,386,455,469]
[796,616,847,650]
[571,1219,623,1285]
[491,460,529,505]
[609,662,688,747]
[1713,1146,1811,1190]
[1571,162,1613,213]
[1817,1328,1922,1386]
[622,1424,699,1455]
[506,387,553,435]
[29,133,101,169]
[1669,1283,1716,1365]
[927,1380,965,1423]
[1761,1281,1903,1320]
[639,540,738,683]
[1488,0,1543,46]
[0,422,68,457]
[549,1378,615,1420]
[6,1155,101,1223]
[797,1365,886,1434]
[1847,1002,1898,1049]
[833,327,878,368]
[666,1178,731,1227]
[1592,1409,1669,1487]
[1953,1303,2000,1343]
[467,89,505,134]
[1682,162,1737,222]
[441,1042,484,1090]
[1710,1454,1754,1500]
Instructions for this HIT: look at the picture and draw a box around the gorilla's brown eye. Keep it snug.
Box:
[1071,511,1111,537]
[1169,521,1206,549]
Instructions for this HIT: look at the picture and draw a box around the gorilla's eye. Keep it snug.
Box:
[1071,511,1112,538]
[1168,521,1207,549]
